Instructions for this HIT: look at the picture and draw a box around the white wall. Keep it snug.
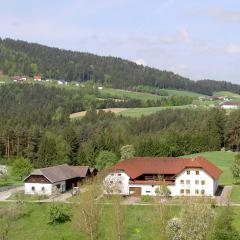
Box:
[175,168,216,196]
[25,180,66,195]
[104,168,218,197]
[25,183,52,195]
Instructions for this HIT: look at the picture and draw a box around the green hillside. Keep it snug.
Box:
[99,87,202,101]
[118,105,192,117]
[215,91,240,98]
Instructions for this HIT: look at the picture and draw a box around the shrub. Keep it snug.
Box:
[141,195,152,203]
[48,204,71,224]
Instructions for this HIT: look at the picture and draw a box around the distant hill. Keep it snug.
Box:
[1,37,240,95]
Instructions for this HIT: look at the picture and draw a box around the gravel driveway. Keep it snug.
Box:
[0,185,24,201]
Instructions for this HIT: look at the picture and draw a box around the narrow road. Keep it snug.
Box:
[0,186,23,201]
[216,186,232,205]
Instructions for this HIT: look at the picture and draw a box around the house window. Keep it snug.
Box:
[187,170,190,175]
[180,180,184,184]
[41,187,45,191]
[195,189,199,194]
[186,189,190,194]
[31,186,35,191]
[110,181,113,184]
[186,180,190,185]
[195,180,199,185]
[201,189,205,195]
[196,171,199,175]
[201,180,205,185]
[118,173,121,176]
[118,181,122,184]
[146,191,150,193]
[56,184,61,189]
[180,189,184,194]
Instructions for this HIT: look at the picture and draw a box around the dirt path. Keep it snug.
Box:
[0,186,23,201]
[216,186,232,205]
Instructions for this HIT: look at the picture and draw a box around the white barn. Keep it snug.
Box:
[24,164,94,195]
[104,156,222,197]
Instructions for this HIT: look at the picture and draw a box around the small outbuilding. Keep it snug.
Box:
[24,164,95,195]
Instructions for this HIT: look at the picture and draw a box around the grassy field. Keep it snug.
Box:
[99,88,164,101]
[215,91,240,98]
[99,88,202,102]
[118,105,192,117]
[0,203,179,240]
[70,105,192,120]
[164,89,204,97]
[1,202,240,239]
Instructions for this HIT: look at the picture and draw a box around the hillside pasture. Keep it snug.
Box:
[215,91,240,98]
[99,87,203,102]
[70,105,192,119]
[70,108,127,119]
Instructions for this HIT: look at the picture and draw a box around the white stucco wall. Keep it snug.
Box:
[175,168,216,196]
[25,183,52,195]
[25,180,66,195]
[128,183,176,196]
[104,168,218,197]
[104,171,130,195]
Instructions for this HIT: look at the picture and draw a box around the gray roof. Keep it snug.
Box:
[28,164,90,183]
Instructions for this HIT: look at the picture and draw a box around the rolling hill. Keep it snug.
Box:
[1,38,240,95]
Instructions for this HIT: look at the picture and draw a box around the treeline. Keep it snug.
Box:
[1,101,240,168]
[1,38,240,95]
[0,83,193,129]
[97,96,193,109]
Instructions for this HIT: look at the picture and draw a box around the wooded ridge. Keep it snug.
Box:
[1,38,240,95]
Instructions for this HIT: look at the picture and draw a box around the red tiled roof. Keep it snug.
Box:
[114,156,222,180]
[222,102,240,106]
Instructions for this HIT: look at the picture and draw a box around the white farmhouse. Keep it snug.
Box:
[24,164,95,195]
[104,156,222,197]
[221,102,240,110]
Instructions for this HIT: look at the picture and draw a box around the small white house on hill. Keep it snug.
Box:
[104,156,222,197]
[24,164,96,195]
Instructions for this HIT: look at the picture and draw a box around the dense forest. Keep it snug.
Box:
[0,83,240,169]
[1,38,240,95]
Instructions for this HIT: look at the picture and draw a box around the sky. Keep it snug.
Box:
[0,0,240,83]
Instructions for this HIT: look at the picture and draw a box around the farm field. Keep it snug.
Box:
[99,88,164,101]
[70,105,192,119]
[215,91,240,98]
[99,87,203,101]
[164,89,204,97]
[118,105,192,117]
